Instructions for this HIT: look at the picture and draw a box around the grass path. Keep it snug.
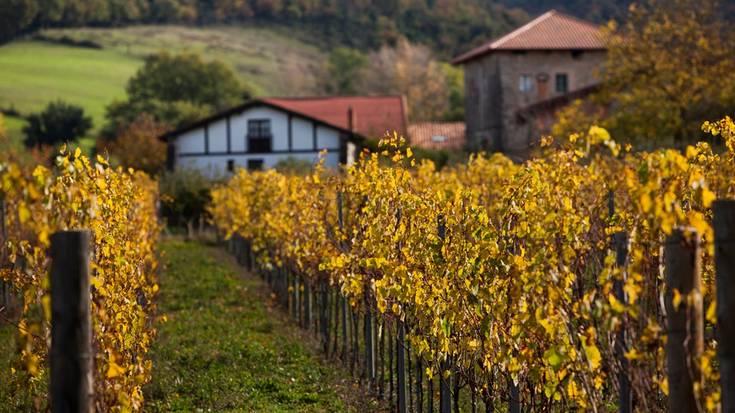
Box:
[144,240,377,412]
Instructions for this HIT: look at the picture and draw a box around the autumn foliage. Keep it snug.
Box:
[105,114,168,175]
[0,148,160,411]
[554,0,735,148]
[210,119,735,411]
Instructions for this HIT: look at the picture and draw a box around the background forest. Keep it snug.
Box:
[2,0,735,164]
[1,0,649,55]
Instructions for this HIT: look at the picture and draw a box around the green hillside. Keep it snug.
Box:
[0,25,326,142]
[1,115,28,150]
[38,25,327,97]
[0,40,140,131]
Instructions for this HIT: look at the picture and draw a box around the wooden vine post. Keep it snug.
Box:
[337,192,349,361]
[365,306,375,389]
[50,230,93,413]
[714,200,735,413]
[397,321,407,413]
[609,190,633,413]
[437,215,452,413]
[0,195,7,308]
[664,228,703,413]
[614,231,632,413]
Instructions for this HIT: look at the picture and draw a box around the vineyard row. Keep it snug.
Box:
[0,149,160,411]
[210,120,735,412]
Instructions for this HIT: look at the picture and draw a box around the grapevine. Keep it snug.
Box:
[209,120,735,411]
[0,147,160,411]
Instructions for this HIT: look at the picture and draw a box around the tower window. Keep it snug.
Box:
[519,74,533,92]
[555,73,569,93]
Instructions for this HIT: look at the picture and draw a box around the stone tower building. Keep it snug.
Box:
[452,10,608,159]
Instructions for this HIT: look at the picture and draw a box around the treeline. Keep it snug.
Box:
[499,0,633,21]
[1,0,528,56]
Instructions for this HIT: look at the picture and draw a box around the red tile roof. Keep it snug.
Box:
[408,122,466,150]
[264,96,408,139]
[453,10,607,64]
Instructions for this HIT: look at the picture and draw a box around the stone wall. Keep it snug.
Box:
[464,49,606,158]
[463,55,503,152]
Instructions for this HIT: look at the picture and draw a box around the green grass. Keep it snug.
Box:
[0,41,141,131]
[1,115,27,151]
[0,25,326,140]
[37,25,326,98]
[0,305,42,411]
[0,323,15,397]
[145,240,375,412]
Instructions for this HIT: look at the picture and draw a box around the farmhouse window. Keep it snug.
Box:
[555,73,569,93]
[226,159,235,172]
[247,119,272,153]
[247,159,264,171]
[519,74,533,92]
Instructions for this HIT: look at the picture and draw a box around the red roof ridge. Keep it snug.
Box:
[489,10,558,49]
[452,9,607,64]
[264,95,404,101]
[263,95,408,139]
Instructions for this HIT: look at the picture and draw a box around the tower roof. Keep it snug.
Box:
[453,10,607,64]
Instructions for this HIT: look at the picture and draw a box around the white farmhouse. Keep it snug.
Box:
[161,96,407,176]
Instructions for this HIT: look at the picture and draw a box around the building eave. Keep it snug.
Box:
[158,99,365,143]
[452,9,609,65]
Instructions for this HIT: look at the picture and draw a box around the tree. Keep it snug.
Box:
[321,47,367,95]
[159,168,213,229]
[126,51,242,108]
[362,39,450,121]
[442,63,465,121]
[598,0,735,147]
[103,51,245,138]
[104,114,168,175]
[0,0,38,43]
[104,98,211,138]
[23,100,92,148]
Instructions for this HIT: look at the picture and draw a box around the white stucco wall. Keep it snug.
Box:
[177,152,341,178]
[208,118,228,153]
[171,104,349,177]
[177,129,205,153]
[291,117,314,150]
[316,126,340,150]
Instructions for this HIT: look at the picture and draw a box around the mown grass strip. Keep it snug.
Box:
[145,240,378,412]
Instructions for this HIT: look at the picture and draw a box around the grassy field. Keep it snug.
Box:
[0,25,326,141]
[145,240,380,412]
[1,115,27,150]
[0,41,141,130]
[39,25,327,97]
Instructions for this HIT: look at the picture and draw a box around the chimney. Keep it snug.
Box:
[347,106,356,133]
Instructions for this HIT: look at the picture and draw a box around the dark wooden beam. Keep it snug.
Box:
[204,124,210,154]
[288,114,293,151]
[312,122,317,151]
[226,116,231,154]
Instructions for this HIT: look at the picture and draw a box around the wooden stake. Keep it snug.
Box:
[50,230,93,413]
[665,228,703,413]
[714,200,735,413]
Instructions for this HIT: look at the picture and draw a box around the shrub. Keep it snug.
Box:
[23,100,92,148]
[158,168,213,230]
